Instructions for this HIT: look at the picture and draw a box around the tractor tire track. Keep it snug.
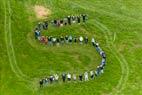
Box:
[4,0,130,93]
[4,0,31,84]
[94,19,129,95]
[4,0,39,92]
[71,1,130,94]
[71,1,142,24]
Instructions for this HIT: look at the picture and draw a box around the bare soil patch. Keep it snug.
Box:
[34,5,51,19]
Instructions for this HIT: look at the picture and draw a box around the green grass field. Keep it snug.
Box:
[0,0,142,95]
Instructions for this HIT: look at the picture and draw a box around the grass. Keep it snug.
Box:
[0,0,142,95]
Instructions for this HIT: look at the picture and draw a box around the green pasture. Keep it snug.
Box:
[0,0,142,95]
